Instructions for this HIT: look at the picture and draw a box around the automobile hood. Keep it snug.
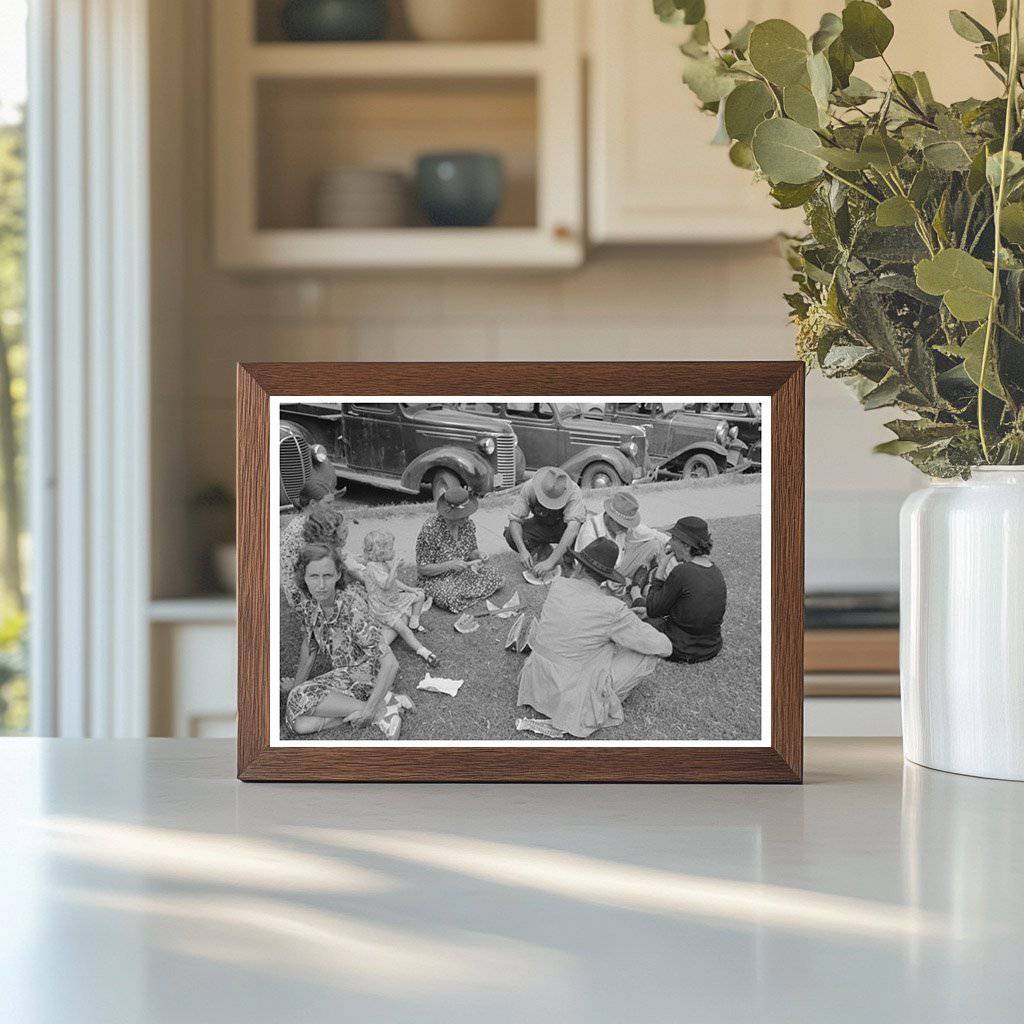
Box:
[407,407,516,436]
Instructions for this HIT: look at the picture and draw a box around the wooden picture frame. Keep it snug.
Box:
[237,362,804,782]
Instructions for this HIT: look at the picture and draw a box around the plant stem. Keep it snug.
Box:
[821,167,879,203]
[979,0,1021,462]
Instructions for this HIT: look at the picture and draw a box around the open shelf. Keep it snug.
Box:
[213,0,581,268]
[257,76,538,232]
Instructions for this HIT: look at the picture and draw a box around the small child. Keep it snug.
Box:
[362,530,439,667]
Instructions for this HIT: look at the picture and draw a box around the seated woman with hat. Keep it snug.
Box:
[504,466,587,576]
[645,517,727,663]
[415,485,504,614]
[574,490,665,594]
[517,537,673,738]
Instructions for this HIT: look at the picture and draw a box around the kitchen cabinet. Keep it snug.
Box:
[587,0,999,244]
[211,0,584,269]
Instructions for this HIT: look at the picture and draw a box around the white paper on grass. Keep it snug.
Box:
[416,674,465,697]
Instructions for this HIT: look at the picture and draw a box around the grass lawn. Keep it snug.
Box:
[279,512,762,742]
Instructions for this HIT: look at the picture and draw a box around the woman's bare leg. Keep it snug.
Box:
[291,714,345,735]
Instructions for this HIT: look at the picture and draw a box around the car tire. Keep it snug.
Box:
[579,461,619,490]
[681,453,720,479]
[431,468,463,500]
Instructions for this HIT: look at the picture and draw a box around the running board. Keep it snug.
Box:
[331,463,421,494]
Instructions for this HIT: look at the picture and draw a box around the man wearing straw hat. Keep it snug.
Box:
[517,537,673,738]
[574,490,665,594]
[503,466,588,576]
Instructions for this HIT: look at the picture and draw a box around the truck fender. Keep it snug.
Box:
[401,446,493,493]
[660,441,732,472]
[560,445,635,484]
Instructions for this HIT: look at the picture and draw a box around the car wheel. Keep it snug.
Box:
[681,453,720,478]
[431,468,463,500]
[579,461,618,489]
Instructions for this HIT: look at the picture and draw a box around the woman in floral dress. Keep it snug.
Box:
[280,472,344,609]
[415,486,504,614]
[283,543,401,735]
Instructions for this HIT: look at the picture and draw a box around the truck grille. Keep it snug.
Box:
[495,434,516,489]
[280,434,311,504]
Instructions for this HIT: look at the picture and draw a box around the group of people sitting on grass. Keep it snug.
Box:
[279,464,728,740]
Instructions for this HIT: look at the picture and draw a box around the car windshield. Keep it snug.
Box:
[556,402,583,419]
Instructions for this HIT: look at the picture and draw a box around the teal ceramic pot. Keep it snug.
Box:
[281,0,388,42]
[415,152,505,227]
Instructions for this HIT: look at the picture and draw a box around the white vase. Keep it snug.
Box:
[900,467,1024,780]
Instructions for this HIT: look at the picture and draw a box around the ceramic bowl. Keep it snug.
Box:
[403,0,534,42]
[415,152,505,227]
[281,0,388,42]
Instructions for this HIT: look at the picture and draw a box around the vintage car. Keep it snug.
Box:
[278,401,520,508]
[602,401,761,478]
[454,401,647,488]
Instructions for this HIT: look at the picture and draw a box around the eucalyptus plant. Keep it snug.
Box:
[658,0,1024,475]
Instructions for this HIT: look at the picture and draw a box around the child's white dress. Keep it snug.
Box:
[362,561,419,628]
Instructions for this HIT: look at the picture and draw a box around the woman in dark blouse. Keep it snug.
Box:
[645,516,726,663]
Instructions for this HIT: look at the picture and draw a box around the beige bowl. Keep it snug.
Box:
[404,0,534,41]
[315,168,410,228]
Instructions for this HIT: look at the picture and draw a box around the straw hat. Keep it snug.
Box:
[603,490,641,529]
[532,466,574,510]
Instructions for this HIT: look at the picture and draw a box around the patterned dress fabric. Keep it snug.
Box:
[362,561,420,629]
[415,514,503,614]
[285,587,385,726]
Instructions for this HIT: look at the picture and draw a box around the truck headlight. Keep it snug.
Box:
[622,438,638,458]
[478,436,496,456]
[715,420,729,446]
[311,444,328,463]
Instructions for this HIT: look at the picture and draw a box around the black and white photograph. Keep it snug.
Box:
[271,396,770,745]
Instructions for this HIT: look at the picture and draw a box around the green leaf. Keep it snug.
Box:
[836,75,877,104]
[912,71,935,105]
[748,19,810,87]
[723,81,775,143]
[783,83,822,129]
[874,438,921,455]
[986,150,1024,190]
[862,374,902,409]
[724,20,755,53]
[654,0,705,25]
[993,0,1008,24]
[827,35,855,89]
[728,140,758,169]
[770,179,820,209]
[860,133,905,172]
[810,12,843,54]
[875,196,918,228]
[923,141,973,171]
[807,51,833,111]
[842,1,894,60]
[915,249,994,321]
[752,117,827,184]
[1000,202,1024,242]
[681,55,737,103]
[967,143,993,193]
[909,165,936,205]
[948,10,993,44]
[959,324,1007,398]
[884,418,963,443]
[814,146,872,170]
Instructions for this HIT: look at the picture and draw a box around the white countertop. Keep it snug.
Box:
[1,738,1021,1023]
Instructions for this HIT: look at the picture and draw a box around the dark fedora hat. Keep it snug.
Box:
[668,516,711,549]
[572,537,626,585]
[437,484,478,520]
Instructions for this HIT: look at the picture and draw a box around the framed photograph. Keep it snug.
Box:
[237,362,804,782]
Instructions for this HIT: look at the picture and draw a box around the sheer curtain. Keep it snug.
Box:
[28,0,150,736]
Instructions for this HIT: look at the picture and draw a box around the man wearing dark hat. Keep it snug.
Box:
[645,517,727,663]
[504,466,588,575]
[517,537,673,737]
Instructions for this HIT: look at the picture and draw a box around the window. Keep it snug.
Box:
[0,1,27,734]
